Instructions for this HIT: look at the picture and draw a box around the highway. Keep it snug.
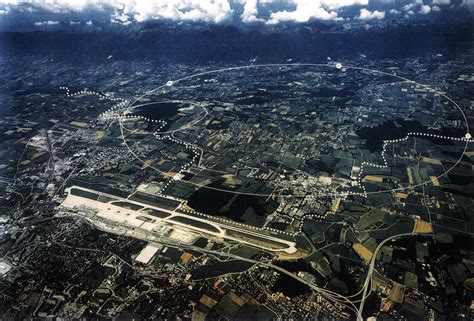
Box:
[356,232,414,320]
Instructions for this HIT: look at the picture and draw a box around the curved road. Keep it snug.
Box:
[356,232,414,320]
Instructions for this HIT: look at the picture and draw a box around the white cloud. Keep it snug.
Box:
[69,20,81,25]
[431,0,450,5]
[357,8,385,20]
[401,1,439,15]
[320,0,368,10]
[0,6,9,15]
[267,9,339,24]
[241,0,263,23]
[419,4,431,14]
[0,0,451,24]
[3,0,363,24]
[129,0,233,23]
[266,0,350,24]
[402,3,417,11]
[86,20,93,26]
[111,10,131,25]
[34,20,60,26]
[0,0,233,24]
[29,0,104,13]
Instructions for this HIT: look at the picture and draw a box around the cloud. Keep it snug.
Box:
[0,0,452,25]
[27,0,105,13]
[267,8,339,24]
[241,0,263,23]
[86,20,93,26]
[402,1,438,15]
[34,20,60,26]
[402,3,417,11]
[0,0,234,24]
[357,8,385,20]
[0,6,9,15]
[266,0,363,24]
[0,0,367,25]
[419,4,431,14]
[69,21,81,25]
[111,10,131,25]
[132,1,233,23]
[320,0,368,10]
[431,0,450,5]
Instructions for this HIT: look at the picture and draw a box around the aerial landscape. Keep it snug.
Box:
[0,0,473,320]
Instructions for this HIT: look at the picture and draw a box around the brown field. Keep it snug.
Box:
[363,175,384,183]
[353,243,373,263]
[413,219,433,234]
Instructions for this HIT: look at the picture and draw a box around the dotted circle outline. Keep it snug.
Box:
[118,63,471,198]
